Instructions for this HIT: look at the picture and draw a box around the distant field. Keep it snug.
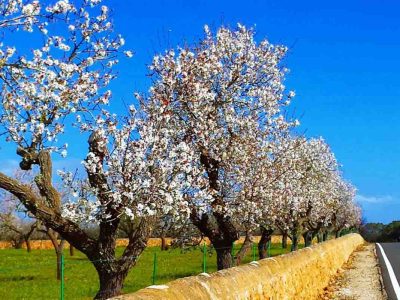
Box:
[0,243,300,299]
[0,235,300,250]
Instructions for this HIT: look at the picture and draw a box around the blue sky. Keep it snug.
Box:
[1,0,399,223]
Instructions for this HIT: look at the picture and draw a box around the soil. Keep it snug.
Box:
[320,244,387,300]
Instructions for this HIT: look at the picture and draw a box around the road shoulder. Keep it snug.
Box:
[321,243,387,300]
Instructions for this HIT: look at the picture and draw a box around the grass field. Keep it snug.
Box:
[0,242,302,299]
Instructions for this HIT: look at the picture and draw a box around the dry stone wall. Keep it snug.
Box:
[113,233,364,300]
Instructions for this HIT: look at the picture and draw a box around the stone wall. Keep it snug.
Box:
[113,233,364,300]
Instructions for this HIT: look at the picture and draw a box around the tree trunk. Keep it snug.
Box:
[311,231,318,243]
[56,250,62,280]
[258,228,273,259]
[215,245,233,270]
[190,211,239,270]
[0,152,150,300]
[193,153,239,271]
[25,238,31,253]
[13,237,24,249]
[291,234,299,251]
[55,241,66,280]
[323,232,328,241]
[303,231,312,247]
[160,236,168,251]
[282,231,288,249]
[335,230,341,238]
[235,232,252,265]
[94,268,129,300]
[317,233,322,243]
[45,228,66,280]
[302,232,308,247]
[91,218,150,299]
[69,244,74,256]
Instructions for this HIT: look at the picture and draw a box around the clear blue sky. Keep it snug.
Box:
[2,0,399,223]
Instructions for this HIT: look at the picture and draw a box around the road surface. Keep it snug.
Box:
[376,243,400,299]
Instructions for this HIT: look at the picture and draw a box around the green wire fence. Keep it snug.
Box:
[0,239,305,299]
[56,241,274,299]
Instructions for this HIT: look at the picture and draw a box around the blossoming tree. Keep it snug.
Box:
[145,24,298,269]
[330,182,361,237]
[0,172,38,251]
[0,1,190,298]
[0,0,362,293]
[269,138,340,249]
[270,137,361,248]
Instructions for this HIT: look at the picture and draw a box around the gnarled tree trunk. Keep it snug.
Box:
[90,220,150,299]
[215,242,233,270]
[160,236,168,251]
[44,227,66,280]
[95,268,129,300]
[12,237,24,249]
[317,232,322,243]
[0,142,153,299]
[24,222,37,253]
[25,237,32,252]
[191,211,238,270]
[235,231,252,265]
[190,153,239,270]
[291,234,299,251]
[258,228,273,259]
[282,231,288,249]
[303,231,312,247]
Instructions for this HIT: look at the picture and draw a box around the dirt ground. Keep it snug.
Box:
[320,244,387,300]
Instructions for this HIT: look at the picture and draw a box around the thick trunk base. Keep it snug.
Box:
[291,235,299,251]
[95,271,128,300]
[215,246,233,270]
[317,233,322,243]
[258,228,273,259]
[303,232,312,247]
[161,237,168,251]
[235,234,252,265]
[25,239,31,252]
[282,232,288,249]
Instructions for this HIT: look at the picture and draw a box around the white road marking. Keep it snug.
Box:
[377,243,400,299]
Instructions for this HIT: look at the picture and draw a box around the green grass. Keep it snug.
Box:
[0,243,300,299]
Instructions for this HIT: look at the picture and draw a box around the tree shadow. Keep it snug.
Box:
[0,275,36,281]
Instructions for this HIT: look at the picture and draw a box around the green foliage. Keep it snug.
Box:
[382,221,400,242]
[0,244,291,299]
[360,221,400,242]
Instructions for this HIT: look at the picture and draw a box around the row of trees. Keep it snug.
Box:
[0,1,361,298]
[360,221,400,242]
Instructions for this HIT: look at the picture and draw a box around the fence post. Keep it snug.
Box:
[202,243,207,273]
[152,252,157,285]
[60,253,64,300]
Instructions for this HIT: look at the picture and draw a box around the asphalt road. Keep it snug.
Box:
[376,243,400,300]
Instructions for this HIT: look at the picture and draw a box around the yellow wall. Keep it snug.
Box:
[113,233,364,300]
